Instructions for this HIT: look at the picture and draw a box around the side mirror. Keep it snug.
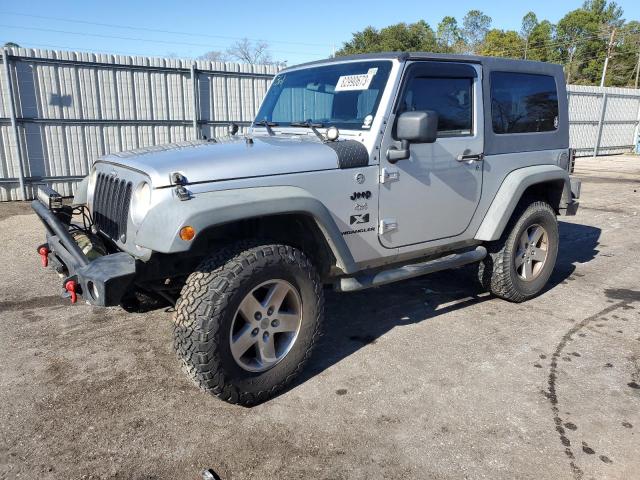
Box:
[387,110,438,163]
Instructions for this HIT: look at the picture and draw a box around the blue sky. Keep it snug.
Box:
[1,0,638,65]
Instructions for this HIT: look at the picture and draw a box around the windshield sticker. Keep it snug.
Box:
[335,68,377,92]
[362,114,373,128]
[273,75,285,87]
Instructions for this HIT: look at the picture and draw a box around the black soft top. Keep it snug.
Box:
[284,52,569,156]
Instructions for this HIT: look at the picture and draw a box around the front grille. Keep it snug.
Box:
[92,172,133,242]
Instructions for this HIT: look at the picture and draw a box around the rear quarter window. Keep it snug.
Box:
[491,72,558,134]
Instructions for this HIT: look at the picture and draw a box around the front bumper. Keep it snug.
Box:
[31,198,136,306]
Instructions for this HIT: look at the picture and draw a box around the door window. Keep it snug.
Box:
[398,77,473,136]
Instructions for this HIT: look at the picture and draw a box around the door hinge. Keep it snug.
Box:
[379,218,398,234]
[379,168,399,184]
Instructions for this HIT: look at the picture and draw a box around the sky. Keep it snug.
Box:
[1,0,639,65]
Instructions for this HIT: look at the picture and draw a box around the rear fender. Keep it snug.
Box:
[475,165,570,241]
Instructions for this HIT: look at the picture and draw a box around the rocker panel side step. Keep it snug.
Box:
[336,246,487,292]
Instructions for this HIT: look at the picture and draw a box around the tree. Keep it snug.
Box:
[480,29,525,59]
[609,20,640,86]
[333,2,639,87]
[462,10,492,54]
[199,50,229,63]
[337,26,380,55]
[226,38,272,64]
[437,16,462,52]
[3,42,20,48]
[556,0,624,84]
[336,21,437,56]
[520,12,538,59]
[556,9,596,83]
[526,20,556,63]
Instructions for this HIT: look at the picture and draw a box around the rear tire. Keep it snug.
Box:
[173,242,323,406]
[478,200,559,302]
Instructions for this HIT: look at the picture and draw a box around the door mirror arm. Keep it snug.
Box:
[386,140,410,163]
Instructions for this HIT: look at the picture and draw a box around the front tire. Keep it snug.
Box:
[173,242,324,406]
[478,200,559,302]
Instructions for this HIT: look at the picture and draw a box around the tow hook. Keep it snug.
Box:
[38,246,50,267]
[64,280,78,304]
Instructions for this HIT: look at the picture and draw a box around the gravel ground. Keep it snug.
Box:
[0,155,639,480]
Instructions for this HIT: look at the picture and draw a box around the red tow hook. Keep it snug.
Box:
[38,246,50,267]
[64,280,78,304]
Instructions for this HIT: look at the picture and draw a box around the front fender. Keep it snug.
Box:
[475,165,570,241]
[135,186,356,273]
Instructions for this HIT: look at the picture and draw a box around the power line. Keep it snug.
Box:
[0,40,187,59]
[0,24,329,57]
[0,11,330,48]
[478,29,639,60]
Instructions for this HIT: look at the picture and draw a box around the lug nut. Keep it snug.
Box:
[267,307,274,316]
[263,332,270,341]
[254,312,262,320]
[252,328,259,336]
[271,319,279,328]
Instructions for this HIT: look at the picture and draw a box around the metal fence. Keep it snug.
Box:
[1,48,639,201]
[0,48,278,201]
[567,84,640,158]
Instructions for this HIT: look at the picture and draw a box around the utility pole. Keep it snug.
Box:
[600,27,616,87]
[635,49,640,89]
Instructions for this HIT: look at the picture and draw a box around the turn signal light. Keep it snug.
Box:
[179,226,196,241]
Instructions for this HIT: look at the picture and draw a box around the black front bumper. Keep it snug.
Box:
[32,199,136,306]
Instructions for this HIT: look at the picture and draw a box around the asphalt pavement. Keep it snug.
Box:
[0,155,638,480]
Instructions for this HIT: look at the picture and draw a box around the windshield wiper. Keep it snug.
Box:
[290,121,326,141]
[254,119,278,136]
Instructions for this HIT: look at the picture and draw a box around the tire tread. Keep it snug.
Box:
[173,241,324,406]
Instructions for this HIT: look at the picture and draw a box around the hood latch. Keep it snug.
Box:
[171,172,192,201]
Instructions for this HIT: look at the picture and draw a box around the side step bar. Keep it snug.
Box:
[336,246,487,292]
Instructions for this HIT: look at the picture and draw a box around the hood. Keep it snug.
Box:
[96,136,368,187]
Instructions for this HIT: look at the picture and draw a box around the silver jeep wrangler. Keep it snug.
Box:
[33,52,580,405]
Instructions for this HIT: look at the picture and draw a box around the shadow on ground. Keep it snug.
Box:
[288,221,601,395]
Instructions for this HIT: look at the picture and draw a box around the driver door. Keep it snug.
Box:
[378,61,484,248]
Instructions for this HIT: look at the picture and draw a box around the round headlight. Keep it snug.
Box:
[131,182,151,225]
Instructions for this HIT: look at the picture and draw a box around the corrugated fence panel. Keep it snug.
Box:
[0,48,279,200]
[567,84,640,157]
[0,52,22,201]
[2,48,639,201]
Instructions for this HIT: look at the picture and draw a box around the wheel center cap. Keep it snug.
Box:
[260,318,269,329]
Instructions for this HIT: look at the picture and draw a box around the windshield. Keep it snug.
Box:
[255,61,393,131]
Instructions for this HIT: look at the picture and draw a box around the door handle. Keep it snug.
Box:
[456,153,484,162]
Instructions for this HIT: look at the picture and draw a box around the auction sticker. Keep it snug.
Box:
[335,68,377,91]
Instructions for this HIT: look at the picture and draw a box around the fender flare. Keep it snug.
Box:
[474,165,570,241]
[136,186,357,273]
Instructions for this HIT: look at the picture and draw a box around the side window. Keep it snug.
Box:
[398,77,473,136]
[491,72,558,134]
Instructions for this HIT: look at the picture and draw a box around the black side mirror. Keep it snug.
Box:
[387,110,438,163]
